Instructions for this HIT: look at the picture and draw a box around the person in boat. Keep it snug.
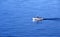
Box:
[32,16,43,22]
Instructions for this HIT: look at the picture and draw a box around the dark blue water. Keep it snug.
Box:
[0,0,60,37]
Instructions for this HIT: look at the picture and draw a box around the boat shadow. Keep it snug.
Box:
[43,18,60,21]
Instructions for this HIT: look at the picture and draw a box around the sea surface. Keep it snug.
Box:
[0,0,60,37]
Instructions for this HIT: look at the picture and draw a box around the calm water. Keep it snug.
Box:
[0,0,60,37]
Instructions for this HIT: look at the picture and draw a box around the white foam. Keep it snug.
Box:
[32,18,36,22]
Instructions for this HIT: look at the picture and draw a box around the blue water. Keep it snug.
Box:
[0,0,60,37]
